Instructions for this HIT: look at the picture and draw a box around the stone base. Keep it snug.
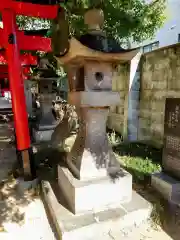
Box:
[34,124,57,143]
[151,172,180,204]
[16,177,39,193]
[41,180,152,240]
[35,129,54,143]
[58,164,132,214]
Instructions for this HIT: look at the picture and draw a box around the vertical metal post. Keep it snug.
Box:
[2,9,36,181]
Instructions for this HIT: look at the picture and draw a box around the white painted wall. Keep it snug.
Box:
[132,0,180,49]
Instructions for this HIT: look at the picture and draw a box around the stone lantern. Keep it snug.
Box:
[55,8,139,214]
[43,8,151,239]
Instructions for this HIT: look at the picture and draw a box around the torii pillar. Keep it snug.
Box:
[0,0,59,181]
[2,9,35,180]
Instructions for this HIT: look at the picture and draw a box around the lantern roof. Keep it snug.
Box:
[31,57,59,80]
[55,37,139,66]
[55,8,140,65]
[78,8,138,55]
[79,33,136,54]
[32,68,59,80]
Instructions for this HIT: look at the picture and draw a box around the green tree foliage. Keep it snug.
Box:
[16,0,166,44]
[16,15,50,30]
[15,0,166,78]
[63,0,166,43]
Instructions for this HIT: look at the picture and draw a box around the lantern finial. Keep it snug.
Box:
[84,8,104,32]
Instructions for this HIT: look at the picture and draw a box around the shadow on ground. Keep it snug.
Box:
[34,145,71,212]
[112,140,180,240]
[113,142,163,164]
[113,142,162,185]
[0,123,35,231]
[0,176,34,230]
[133,182,180,240]
[34,145,67,182]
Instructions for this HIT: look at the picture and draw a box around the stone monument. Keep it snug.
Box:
[162,98,180,178]
[42,8,151,239]
[152,98,180,204]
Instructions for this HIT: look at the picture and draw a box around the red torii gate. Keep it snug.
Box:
[0,51,38,81]
[0,0,60,180]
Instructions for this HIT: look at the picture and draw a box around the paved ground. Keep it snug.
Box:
[110,223,173,240]
[0,123,55,240]
[0,123,15,182]
[0,122,177,240]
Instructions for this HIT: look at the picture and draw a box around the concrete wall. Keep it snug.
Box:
[108,43,180,147]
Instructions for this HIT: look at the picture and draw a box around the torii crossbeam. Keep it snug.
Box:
[0,0,61,180]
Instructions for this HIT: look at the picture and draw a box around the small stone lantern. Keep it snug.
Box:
[56,8,139,214]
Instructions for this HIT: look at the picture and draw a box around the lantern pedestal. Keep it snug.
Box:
[58,163,132,214]
[56,91,132,214]
[42,179,152,240]
[43,93,151,238]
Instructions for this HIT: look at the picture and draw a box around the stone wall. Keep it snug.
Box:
[107,64,129,135]
[139,43,180,147]
[108,43,180,147]
[108,51,141,141]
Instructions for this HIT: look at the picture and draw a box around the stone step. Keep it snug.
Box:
[151,172,180,204]
[41,180,152,240]
[38,124,57,131]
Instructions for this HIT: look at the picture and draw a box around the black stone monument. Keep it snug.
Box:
[163,98,180,179]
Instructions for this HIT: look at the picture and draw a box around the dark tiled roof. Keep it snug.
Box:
[79,33,136,53]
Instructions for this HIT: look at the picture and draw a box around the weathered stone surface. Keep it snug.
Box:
[110,106,116,113]
[58,164,132,214]
[107,113,124,133]
[140,90,152,101]
[41,180,152,240]
[138,121,152,141]
[68,91,120,107]
[115,106,124,115]
[138,118,151,127]
[167,91,180,98]
[152,172,180,204]
[35,129,55,143]
[138,44,180,144]
[119,91,126,100]
[116,79,126,91]
[16,177,39,193]
[151,101,165,110]
[66,108,122,181]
